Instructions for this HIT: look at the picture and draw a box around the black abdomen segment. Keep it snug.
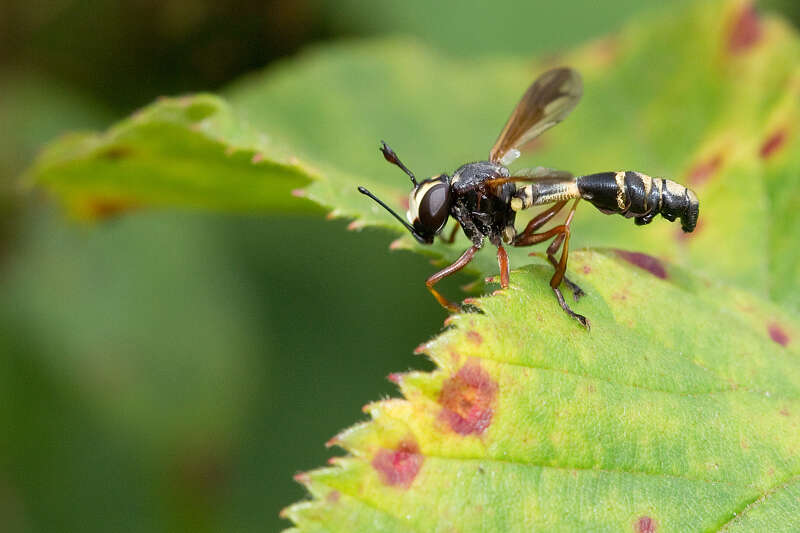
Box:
[576,171,699,232]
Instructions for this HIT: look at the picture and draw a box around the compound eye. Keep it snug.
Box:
[417,182,450,232]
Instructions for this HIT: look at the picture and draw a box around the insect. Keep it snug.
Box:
[358,67,699,328]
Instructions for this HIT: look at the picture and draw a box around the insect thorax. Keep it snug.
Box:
[449,161,516,246]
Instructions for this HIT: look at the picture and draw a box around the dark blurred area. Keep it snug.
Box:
[0,1,797,532]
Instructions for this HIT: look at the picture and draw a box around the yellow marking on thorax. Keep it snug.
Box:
[534,181,580,205]
[512,180,580,211]
[511,186,534,211]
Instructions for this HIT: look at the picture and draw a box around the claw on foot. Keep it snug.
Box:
[553,287,590,330]
[460,302,484,314]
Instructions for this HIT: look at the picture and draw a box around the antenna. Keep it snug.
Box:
[357,186,428,244]
[380,141,417,186]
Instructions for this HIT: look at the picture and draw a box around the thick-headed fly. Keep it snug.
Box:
[358,67,699,329]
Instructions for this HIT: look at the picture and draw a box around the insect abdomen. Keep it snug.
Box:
[576,171,699,232]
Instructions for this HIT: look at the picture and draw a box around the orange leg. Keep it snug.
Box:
[548,199,579,289]
[497,245,510,288]
[426,245,480,311]
[544,234,584,300]
[514,201,568,245]
[513,200,588,328]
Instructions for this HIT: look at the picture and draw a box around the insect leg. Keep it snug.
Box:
[514,200,568,245]
[497,245,510,288]
[548,200,589,329]
[426,245,480,312]
[512,200,584,299]
[549,199,579,287]
[545,233,585,301]
[511,200,588,328]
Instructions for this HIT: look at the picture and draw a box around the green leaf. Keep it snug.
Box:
[28,94,317,217]
[29,0,800,306]
[285,249,800,531]
[228,0,800,307]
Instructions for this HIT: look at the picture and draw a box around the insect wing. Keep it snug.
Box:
[483,166,575,187]
[489,67,582,164]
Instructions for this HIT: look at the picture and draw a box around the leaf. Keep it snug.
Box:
[28,94,318,218]
[227,0,800,308]
[315,0,667,57]
[28,1,800,306]
[285,249,800,531]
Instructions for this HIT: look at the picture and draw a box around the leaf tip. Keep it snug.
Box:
[413,343,429,355]
[293,472,311,485]
[347,220,364,231]
[387,372,404,384]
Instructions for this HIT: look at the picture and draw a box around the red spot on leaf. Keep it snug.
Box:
[371,439,423,488]
[387,372,403,384]
[688,154,722,186]
[326,490,340,503]
[780,408,790,417]
[438,361,498,435]
[636,516,657,533]
[466,331,483,346]
[728,3,762,54]
[614,250,668,279]
[293,472,310,484]
[347,220,361,231]
[767,322,790,347]
[760,129,787,159]
[251,152,265,164]
[582,265,592,274]
[291,188,306,198]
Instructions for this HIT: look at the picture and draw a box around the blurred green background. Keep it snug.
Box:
[1,1,797,531]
